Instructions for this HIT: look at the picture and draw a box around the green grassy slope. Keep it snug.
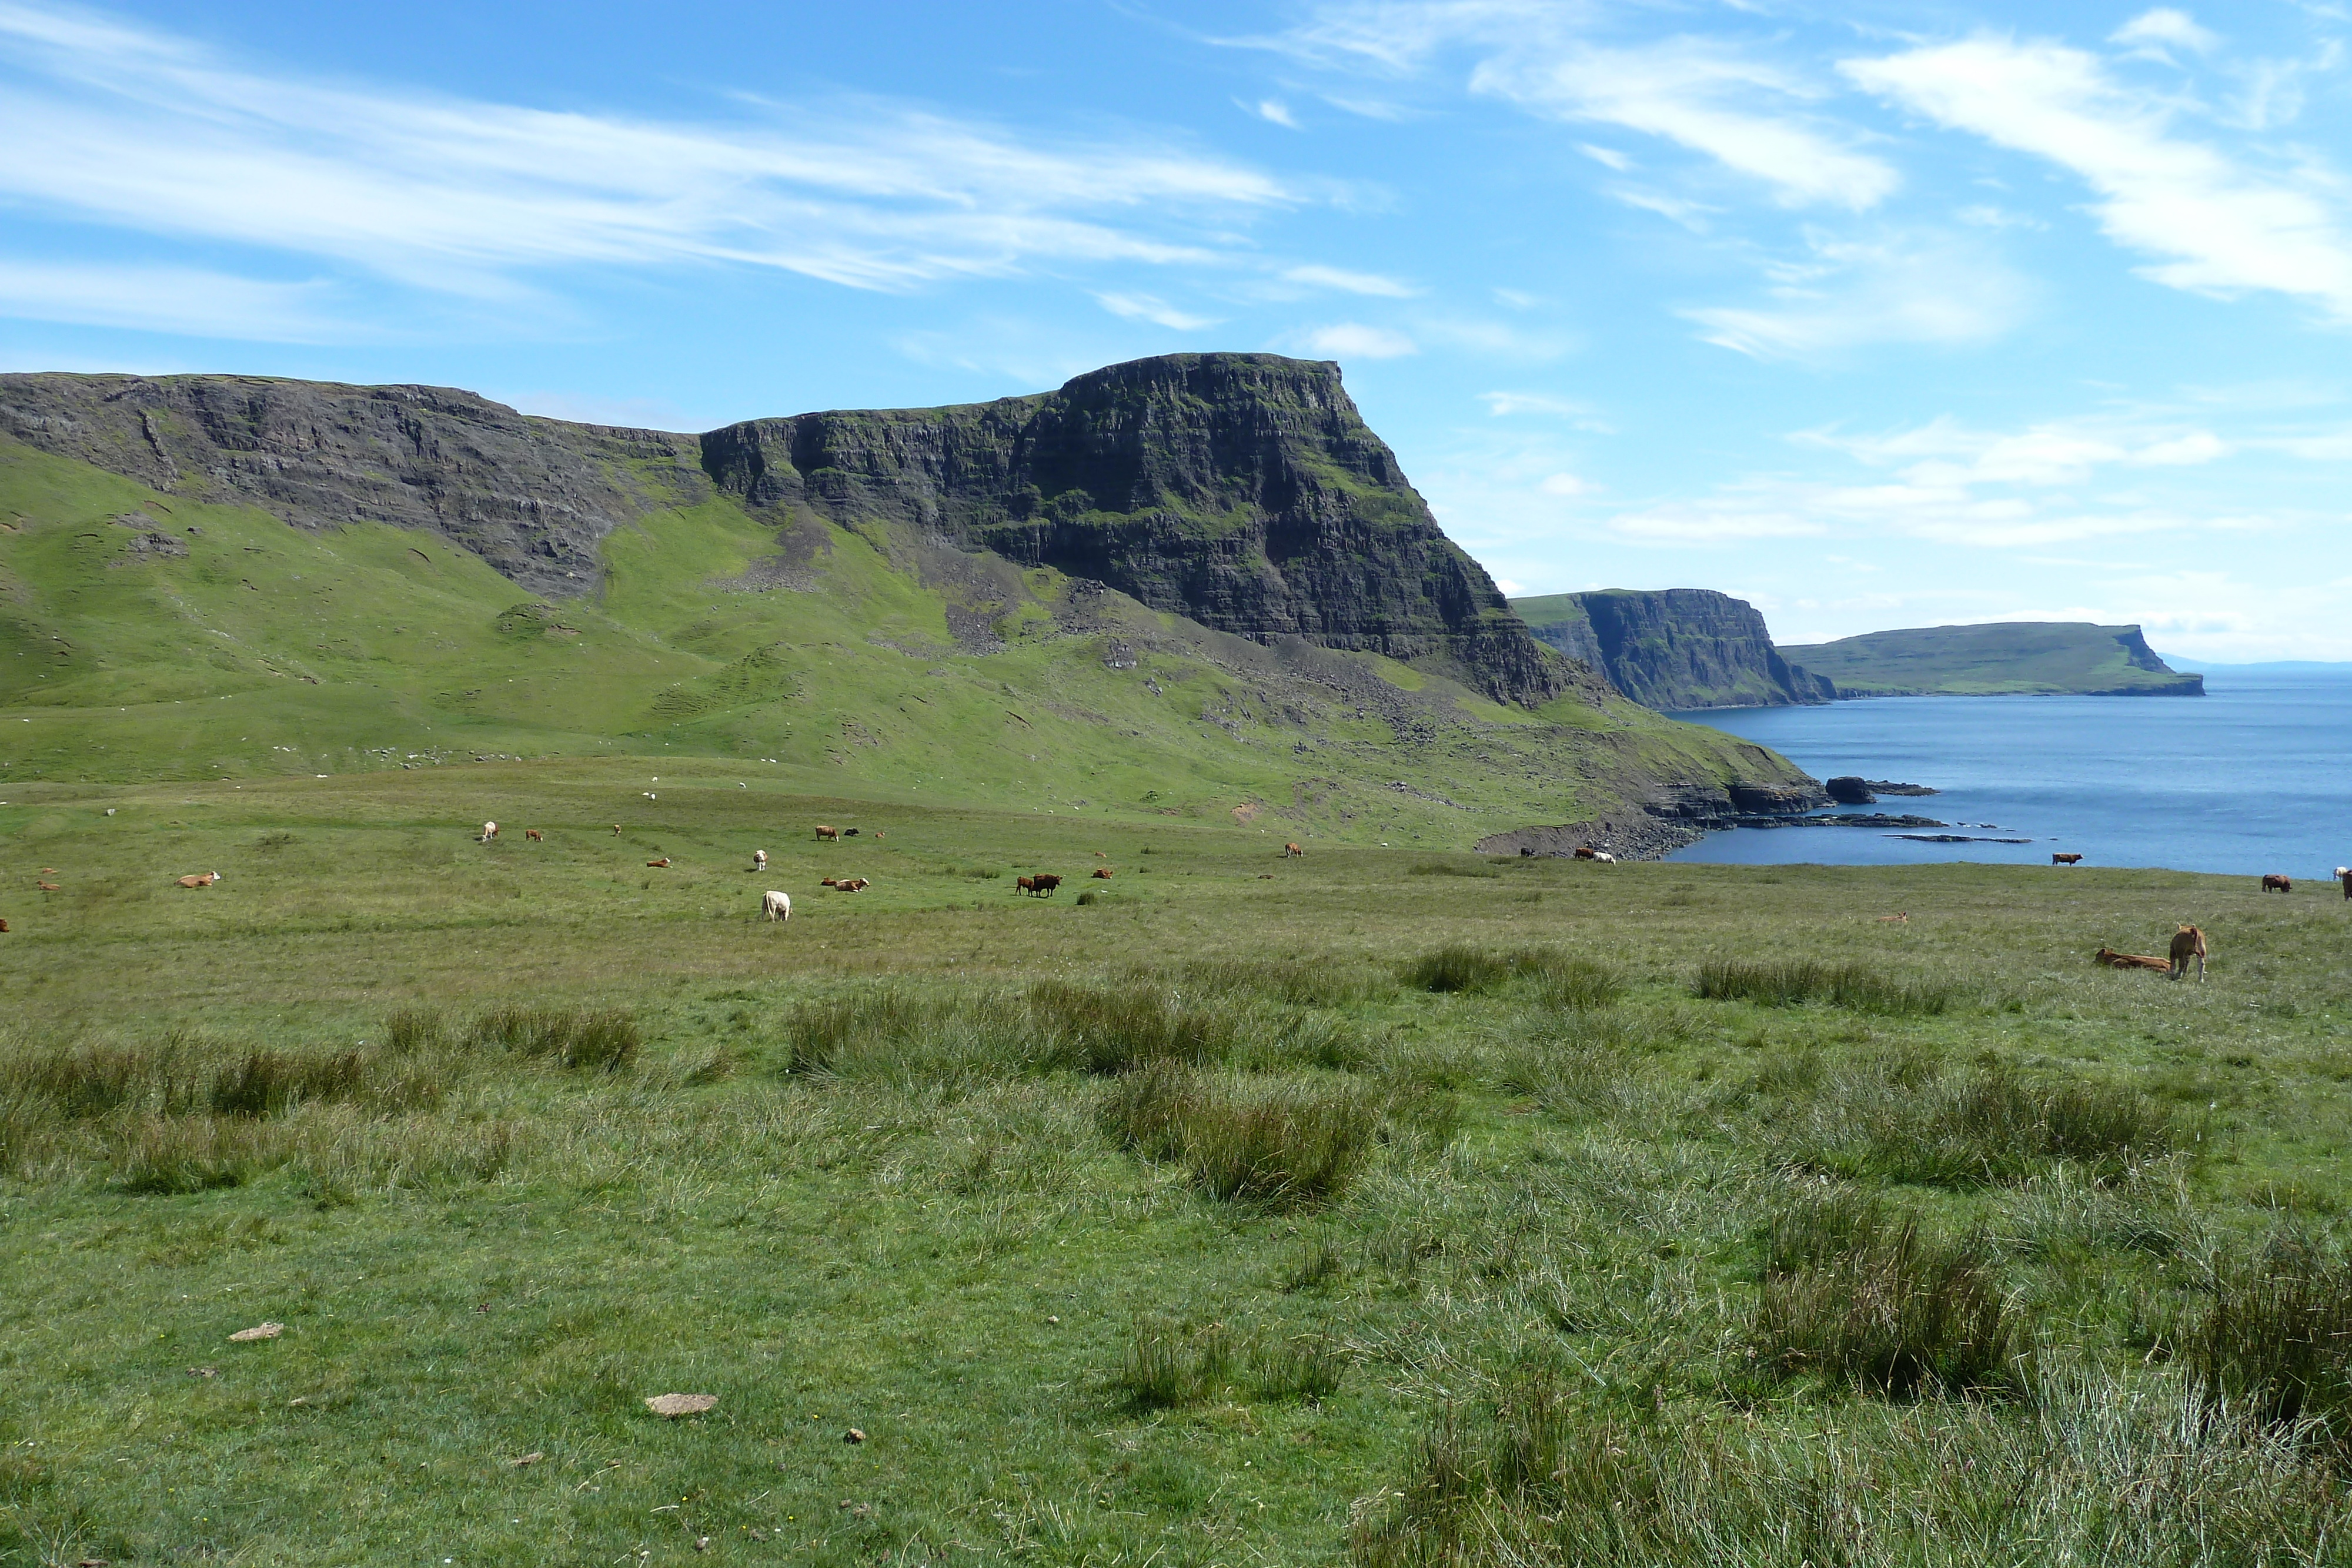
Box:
[0,434,1808,846]
[4,765,2351,1564]
[1782,621,2205,697]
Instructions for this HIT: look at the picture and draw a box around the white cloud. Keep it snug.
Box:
[0,0,1299,312]
[2110,9,2220,58]
[1683,229,2033,359]
[1605,501,1830,543]
[1539,472,1593,496]
[2133,431,2231,465]
[1094,292,1221,330]
[1298,321,1418,357]
[1578,142,1631,171]
[1474,38,1899,210]
[1843,36,2352,321]
[1478,390,1596,419]
[1250,98,1301,128]
[1281,262,1418,296]
[1610,188,1716,229]
[0,258,355,340]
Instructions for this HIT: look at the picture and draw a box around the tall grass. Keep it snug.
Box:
[1694,957,1956,1016]
[468,1005,640,1071]
[1784,1061,2177,1187]
[1102,1064,1378,1206]
[1351,1363,2347,1567]
[1756,1193,2023,1398]
[2191,1235,2352,1445]
[1115,1313,1347,1407]
[1404,944,1621,1003]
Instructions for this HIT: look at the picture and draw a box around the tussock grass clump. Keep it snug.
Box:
[1352,1363,2347,1567]
[1405,943,1513,994]
[112,1115,275,1194]
[2191,1235,2352,1443]
[1526,955,1625,1011]
[1406,944,1613,998]
[1115,1314,1346,1407]
[1104,1064,1377,1206]
[382,1007,447,1054]
[469,1005,640,1071]
[1756,1193,2023,1398]
[1694,957,1955,1015]
[1786,1061,2177,1188]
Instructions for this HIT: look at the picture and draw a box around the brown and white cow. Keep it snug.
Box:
[753,850,767,873]
[481,821,498,842]
[1284,842,1303,858]
[647,858,671,868]
[524,829,543,842]
[175,872,220,888]
[1093,867,1113,878]
[814,825,839,841]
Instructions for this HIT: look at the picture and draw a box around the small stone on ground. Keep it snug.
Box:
[645,1393,718,1417]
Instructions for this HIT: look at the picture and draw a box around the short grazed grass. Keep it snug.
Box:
[4,763,2352,1565]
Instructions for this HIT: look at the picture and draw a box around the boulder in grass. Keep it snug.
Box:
[228,1322,284,1342]
[645,1393,717,1418]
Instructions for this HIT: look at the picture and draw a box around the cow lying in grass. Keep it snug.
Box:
[2095,946,2171,972]
[175,872,220,888]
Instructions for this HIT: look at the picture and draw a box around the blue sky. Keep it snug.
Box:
[3,1,2350,660]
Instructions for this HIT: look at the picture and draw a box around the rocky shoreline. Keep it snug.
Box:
[1479,777,1963,861]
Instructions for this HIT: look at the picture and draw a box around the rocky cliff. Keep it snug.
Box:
[699,354,1564,704]
[1509,588,1833,709]
[1780,622,2204,697]
[0,355,1569,707]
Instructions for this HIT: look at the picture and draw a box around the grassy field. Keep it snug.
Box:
[6,761,2352,1565]
[1780,622,2203,698]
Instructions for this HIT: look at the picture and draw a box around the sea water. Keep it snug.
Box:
[1663,669,2352,877]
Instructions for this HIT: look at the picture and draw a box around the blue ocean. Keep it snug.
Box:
[1664,670,2352,877]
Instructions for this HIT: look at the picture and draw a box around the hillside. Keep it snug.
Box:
[1511,588,1833,709]
[0,357,1820,848]
[1780,622,2204,697]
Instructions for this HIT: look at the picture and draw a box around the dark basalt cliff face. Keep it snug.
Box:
[700,354,1565,705]
[1511,588,1833,710]
[0,373,700,597]
[0,355,1569,706]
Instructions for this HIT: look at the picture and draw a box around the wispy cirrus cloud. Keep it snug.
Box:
[1683,228,2033,359]
[0,259,356,340]
[0,0,1307,331]
[1843,34,2352,320]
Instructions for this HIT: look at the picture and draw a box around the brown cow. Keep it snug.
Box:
[1092,867,1113,878]
[1,918,9,932]
[1877,913,1909,924]
[1573,846,1598,860]
[2339,866,2350,900]
[1015,875,1035,894]
[2095,946,2171,971]
[838,877,868,892]
[524,829,544,842]
[1017,873,1062,897]
[2170,925,2207,981]
[2052,852,2083,865]
[647,858,671,868]
[2261,874,2292,893]
[174,872,219,888]
[1284,842,1303,858]
[815,825,839,841]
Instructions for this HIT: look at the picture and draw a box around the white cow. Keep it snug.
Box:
[481,820,498,842]
[753,850,768,872]
[1592,851,1616,864]
[761,890,791,922]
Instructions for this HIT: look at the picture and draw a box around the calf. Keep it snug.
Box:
[2170,924,2208,981]
[2262,874,2292,894]
[647,858,671,868]
[843,828,860,837]
[1015,875,1035,894]
[482,821,498,842]
[2096,946,2171,972]
[753,850,768,872]
[761,890,791,922]
[174,872,220,888]
[524,829,543,842]
[2052,852,2083,865]
[814,825,839,841]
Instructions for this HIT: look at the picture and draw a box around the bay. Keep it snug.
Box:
[1663,670,2352,877]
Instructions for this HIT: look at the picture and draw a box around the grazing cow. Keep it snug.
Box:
[753,850,768,872]
[1573,846,1598,860]
[524,829,543,842]
[647,858,671,868]
[2263,874,2293,894]
[2170,924,2208,981]
[1592,852,1616,864]
[174,872,220,888]
[482,821,498,842]
[1030,872,1061,895]
[815,825,839,841]
[1015,875,1035,894]
[2095,946,2172,972]
[1284,842,1303,858]
[2053,852,2083,865]
[761,890,791,922]
[1093,867,1113,879]
[613,824,623,836]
